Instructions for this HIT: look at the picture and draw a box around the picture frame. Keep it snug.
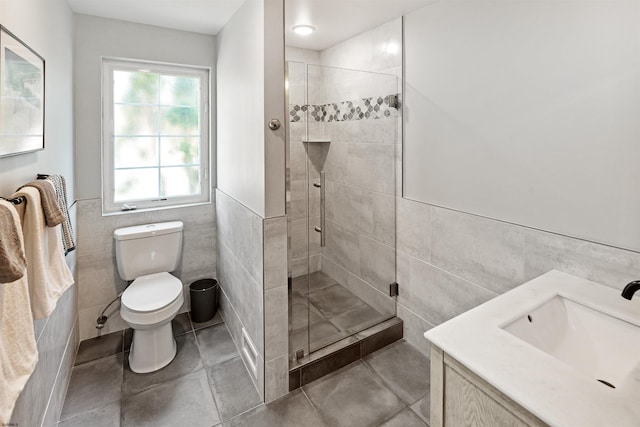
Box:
[0,25,45,158]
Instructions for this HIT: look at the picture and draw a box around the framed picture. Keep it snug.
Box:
[0,25,45,158]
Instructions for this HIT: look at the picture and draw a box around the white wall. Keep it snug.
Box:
[74,14,216,199]
[0,0,75,200]
[263,0,286,218]
[0,1,78,425]
[216,0,266,216]
[216,0,285,218]
[404,1,640,252]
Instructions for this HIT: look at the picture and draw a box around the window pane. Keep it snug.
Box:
[160,166,200,197]
[114,168,159,202]
[114,71,158,104]
[160,75,199,107]
[160,106,199,135]
[160,137,200,166]
[114,105,158,135]
[104,59,209,213]
[114,137,158,168]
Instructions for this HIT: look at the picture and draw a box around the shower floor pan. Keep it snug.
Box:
[288,271,402,390]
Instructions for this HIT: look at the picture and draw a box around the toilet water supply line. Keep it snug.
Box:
[96,280,132,329]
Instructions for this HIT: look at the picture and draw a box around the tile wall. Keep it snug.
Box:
[216,189,265,398]
[309,67,399,318]
[397,199,640,356]
[75,198,216,341]
[10,207,79,426]
[216,190,289,402]
[286,19,403,327]
[287,59,321,278]
[263,217,289,401]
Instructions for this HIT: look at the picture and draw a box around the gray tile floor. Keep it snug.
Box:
[60,313,430,427]
[290,271,393,354]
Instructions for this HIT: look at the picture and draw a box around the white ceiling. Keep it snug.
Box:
[286,0,433,51]
[66,0,246,35]
[66,0,433,50]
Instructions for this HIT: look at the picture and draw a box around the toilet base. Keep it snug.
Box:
[128,322,177,373]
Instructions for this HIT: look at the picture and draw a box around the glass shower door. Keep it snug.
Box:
[303,64,400,354]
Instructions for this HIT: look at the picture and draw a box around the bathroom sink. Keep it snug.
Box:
[502,295,640,388]
[425,270,640,426]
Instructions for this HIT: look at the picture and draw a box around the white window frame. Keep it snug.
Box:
[102,58,210,214]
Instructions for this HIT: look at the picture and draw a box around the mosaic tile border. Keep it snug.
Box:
[290,94,401,123]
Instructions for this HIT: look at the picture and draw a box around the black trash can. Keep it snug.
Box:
[190,278,218,323]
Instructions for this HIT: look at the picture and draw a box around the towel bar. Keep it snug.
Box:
[0,195,26,205]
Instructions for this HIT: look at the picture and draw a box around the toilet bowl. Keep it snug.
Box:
[120,272,184,373]
[113,221,185,374]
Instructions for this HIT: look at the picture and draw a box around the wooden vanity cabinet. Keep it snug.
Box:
[430,345,548,427]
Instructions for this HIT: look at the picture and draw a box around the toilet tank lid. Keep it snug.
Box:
[114,221,184,241]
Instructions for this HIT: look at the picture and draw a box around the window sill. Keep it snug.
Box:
[101,200,212,217]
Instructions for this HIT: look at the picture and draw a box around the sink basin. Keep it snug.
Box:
[426,271,640,426]
[502,295,640,388]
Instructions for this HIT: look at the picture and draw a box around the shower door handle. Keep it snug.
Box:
[319,171,325,247]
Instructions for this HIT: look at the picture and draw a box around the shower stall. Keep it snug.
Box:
[287,62,401,361]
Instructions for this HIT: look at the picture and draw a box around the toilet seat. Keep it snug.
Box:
[122,272,182,313]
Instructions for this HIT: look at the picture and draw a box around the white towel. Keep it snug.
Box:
[11,186,74,319]
[0,200,38,424]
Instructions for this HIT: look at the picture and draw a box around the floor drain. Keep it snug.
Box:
[597,379,615,389]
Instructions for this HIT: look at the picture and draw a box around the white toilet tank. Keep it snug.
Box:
[114,221,184,281]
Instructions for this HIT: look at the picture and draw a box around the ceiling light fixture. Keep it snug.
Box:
[292,24,315,36]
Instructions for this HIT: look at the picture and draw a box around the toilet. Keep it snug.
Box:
[113,221,185,373]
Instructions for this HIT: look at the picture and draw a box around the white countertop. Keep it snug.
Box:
[424,270,640,427]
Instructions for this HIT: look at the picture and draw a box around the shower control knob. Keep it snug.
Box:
[268,118,281,130]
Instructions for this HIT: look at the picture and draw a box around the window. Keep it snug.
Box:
[102,59,210,213]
